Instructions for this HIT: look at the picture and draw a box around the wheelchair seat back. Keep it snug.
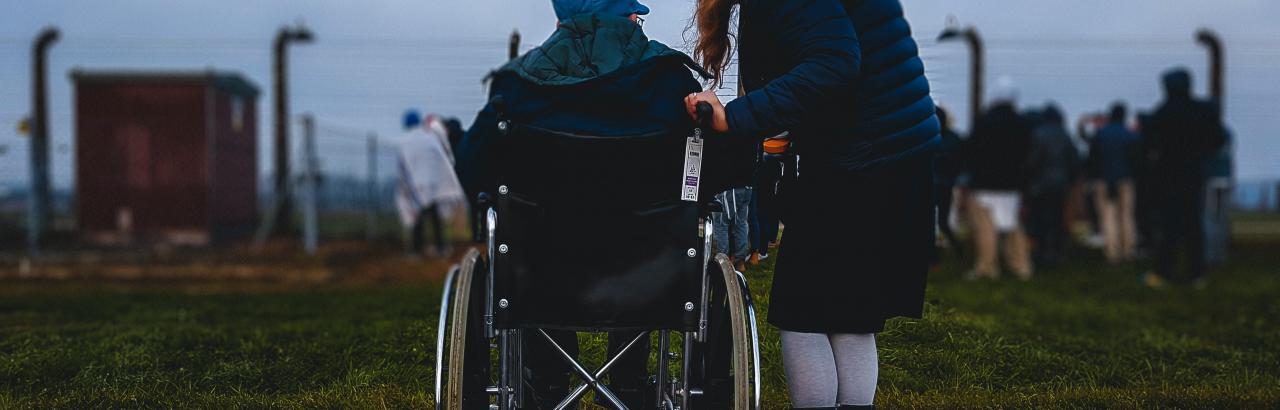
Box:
[490,122,704,331]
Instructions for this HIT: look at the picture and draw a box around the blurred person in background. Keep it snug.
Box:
[933,107,964,263]
[714,185,752,272]
[1142,68,1227,289]
[748,190,762,265]
[1026,103,1079,269]
[1076,113,1108,249]
[749,135,787,264]
[442,117,466,158]
[439,116,484,242]
[1088,102,1141,264]
[1203,127,1234,266]
[396,110,465,259]
[1135,112,1160,256]
[962,77,1033,280]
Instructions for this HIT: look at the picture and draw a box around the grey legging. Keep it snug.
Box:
[780,331,878,407]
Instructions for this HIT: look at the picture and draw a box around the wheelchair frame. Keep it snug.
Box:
[436,202,761,410]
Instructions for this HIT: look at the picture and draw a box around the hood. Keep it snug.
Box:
[990,75,1020,106]
[553,0,649,21]
[498,14,707,86]
[1163,69,1192,100]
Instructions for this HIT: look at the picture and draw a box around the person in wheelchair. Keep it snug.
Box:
[453,1,728,408]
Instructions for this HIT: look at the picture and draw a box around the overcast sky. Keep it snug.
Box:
[2,0,1278,190]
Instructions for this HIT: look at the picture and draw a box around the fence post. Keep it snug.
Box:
[29,27,59,256]
[300,114,318,255]
[1196,29,1225,109]
[938,20,984,132]
[270,24,314,236]
[367,133,378,241]
[509,30,521,61]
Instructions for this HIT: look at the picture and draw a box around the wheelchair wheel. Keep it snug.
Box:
[437,248,489,410]
[690,254,758,409]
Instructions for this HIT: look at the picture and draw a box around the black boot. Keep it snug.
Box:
[838,405,875,410]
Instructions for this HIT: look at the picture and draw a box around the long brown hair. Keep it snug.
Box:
[691,0,736,88]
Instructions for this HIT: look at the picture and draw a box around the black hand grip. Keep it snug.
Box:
[695,101,714,129]
[489,95,507,117]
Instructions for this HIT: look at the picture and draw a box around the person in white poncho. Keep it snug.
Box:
[395,110,466,258]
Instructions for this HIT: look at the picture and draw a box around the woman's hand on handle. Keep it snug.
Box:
[685,91,729,133]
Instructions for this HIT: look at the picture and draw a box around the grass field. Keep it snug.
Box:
[2,217,1279,408]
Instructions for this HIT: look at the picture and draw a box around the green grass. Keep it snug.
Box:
[1230,211,1280,224]
[2,236,1279,408]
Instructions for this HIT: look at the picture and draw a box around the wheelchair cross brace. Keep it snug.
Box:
[469,184,734,409]
[535,329,647,410]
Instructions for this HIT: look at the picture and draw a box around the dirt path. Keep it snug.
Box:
[0,239,470,292]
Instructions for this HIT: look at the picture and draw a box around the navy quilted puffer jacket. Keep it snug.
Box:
[729,0,939,172]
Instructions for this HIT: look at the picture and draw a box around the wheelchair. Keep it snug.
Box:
[435,103,761,409]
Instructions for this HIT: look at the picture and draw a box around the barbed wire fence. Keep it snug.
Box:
[2,31,1280,249]
[303,118,403,242]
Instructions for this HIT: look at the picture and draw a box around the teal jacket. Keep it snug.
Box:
[456,14,711,199]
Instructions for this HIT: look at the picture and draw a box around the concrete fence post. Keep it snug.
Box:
[301,114,318,255]
[366,133,378,241]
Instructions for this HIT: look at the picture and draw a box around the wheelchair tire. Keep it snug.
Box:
[440,248,483,410]
[434,264,459,410]
[712,254,753,409]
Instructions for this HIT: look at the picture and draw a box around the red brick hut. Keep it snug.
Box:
[71,70,260,245]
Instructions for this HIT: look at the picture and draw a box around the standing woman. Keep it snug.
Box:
[686,0,938,408]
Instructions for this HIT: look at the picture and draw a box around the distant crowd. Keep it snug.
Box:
[933,69,1230,288]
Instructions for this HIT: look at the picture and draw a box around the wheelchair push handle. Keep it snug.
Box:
[694,101,715,130]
